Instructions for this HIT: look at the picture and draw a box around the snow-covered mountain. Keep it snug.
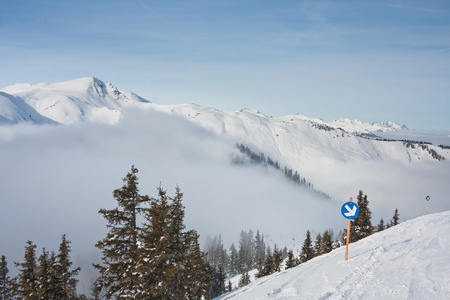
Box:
[1,77,449,202]
[216,210,450,299]
[1,77,449,295]
[0,77,149,125]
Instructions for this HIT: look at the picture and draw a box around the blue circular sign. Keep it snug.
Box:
[426,196,430,201]
[341,202,360,219]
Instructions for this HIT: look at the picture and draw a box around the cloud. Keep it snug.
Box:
[0,109,341,294]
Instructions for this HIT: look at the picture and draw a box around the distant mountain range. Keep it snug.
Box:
[1,77,449,197]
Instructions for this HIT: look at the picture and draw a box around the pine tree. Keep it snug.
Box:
[140,185,210,299]
[314,233,322,256]
[256,246,273,278]
[208,266,226,298]
[238,268,250,288]
[238,230,254,272]
[36,248,51,299]
[391,209,400,226]
[253,230,265,269]
[94,165,149,298]
[228,244,239,276]
[346,190,373,243]
[285,250,296,270]
[299,230,314,263]
[354,190,373,240]
[272,245,283,273]
[54,234,80,299]
[0,255,15,300]
[139,185,173,298]
[377,217,385,232]
[320,230,333,255]
[15,240,39,299]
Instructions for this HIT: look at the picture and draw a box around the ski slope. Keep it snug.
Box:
[216,211,450,300]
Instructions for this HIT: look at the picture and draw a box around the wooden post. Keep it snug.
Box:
[345,197,352,261]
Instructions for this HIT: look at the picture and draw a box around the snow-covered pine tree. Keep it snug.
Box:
[14,241,38,299]
[238,268,251,288]
[54,234,80,299]
[138,185,172,298]
[0,255,15,300]
[36,248,51,299]
[139,185,210,299]
[299,230,314,263]
[94,165,149,298]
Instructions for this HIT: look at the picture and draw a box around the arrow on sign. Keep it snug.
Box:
[341,202,360,219]
[344,204,357,217]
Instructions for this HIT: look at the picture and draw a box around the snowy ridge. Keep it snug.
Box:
[216,211,450,300]
[1,77,449,175]
[0,77,149,125]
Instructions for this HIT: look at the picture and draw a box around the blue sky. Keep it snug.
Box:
[1,0,449,130]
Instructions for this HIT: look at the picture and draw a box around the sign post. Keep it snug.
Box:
[426,196,430,215]
[341,197,360,261]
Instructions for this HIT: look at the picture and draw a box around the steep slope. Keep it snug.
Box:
[0,77,149,125]
[216,211,450,300]
[0,92,56,125]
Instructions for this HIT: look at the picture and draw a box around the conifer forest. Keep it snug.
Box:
[0,166,400,299]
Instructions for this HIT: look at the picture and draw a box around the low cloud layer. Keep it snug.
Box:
[0,109,343,293]
[1,109,449,293]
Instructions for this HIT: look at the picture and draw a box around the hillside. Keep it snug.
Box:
[0,77,149,125]
[216,211,450,300]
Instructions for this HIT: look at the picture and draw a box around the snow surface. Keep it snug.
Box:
[216,211,450,300]
[0,77,149,125]
[1,77,450,295]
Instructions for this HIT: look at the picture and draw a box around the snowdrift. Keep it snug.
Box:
[216,211,450,299]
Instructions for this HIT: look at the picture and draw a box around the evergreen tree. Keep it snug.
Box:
[320,230,333,255]
[94,165,149,298]
[0,255,15,300]
[208,266,226,298]
[238,230,254,272]
[36,248,51,299]
[256,246,273,278]
[140,185,210,299]
[377,217,385,232]
[344,191,373,244]
[253,230,265,269]
[391,209,400,226]
[228,244,239,276]
[299,230,314,263]
[54,234,80,299]
[238,268,250,288]
[314,233,322,256]
[352,190,373,241]
[272,245,283,273]
[15,240,38,299]
[285,250,296,270]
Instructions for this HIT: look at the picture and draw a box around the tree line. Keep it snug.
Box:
[0,167,402,299]
[0,235,80,299]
